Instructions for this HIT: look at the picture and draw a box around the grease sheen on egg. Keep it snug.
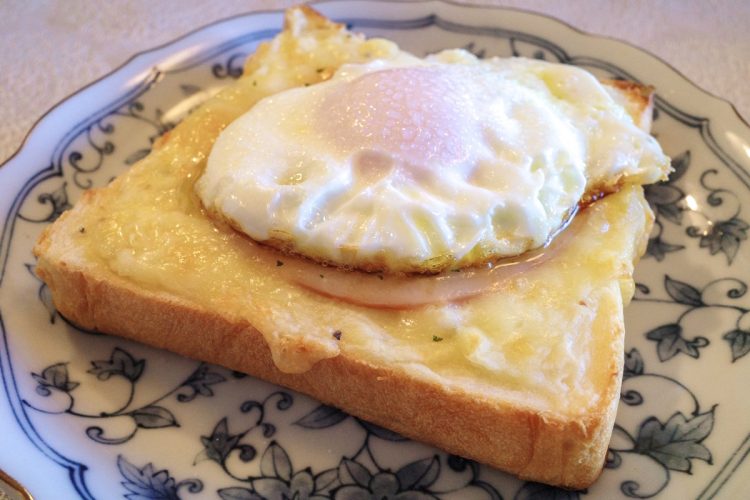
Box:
[197,50,670,273]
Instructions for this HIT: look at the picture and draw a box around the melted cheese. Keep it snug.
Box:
[72,13,653,416]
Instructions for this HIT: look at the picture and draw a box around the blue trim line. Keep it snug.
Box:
[0,312,94,499]
[698,432,750,500]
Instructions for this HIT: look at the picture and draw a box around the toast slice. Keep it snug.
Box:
[34,7,663,489]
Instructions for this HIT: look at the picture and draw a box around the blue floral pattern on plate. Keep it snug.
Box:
[1,2,748,498]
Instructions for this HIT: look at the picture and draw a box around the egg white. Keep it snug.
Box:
[197,50,669,273]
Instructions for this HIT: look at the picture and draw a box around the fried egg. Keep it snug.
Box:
[197,50,669,273]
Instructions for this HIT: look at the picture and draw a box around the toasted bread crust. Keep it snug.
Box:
[34,185,651,488]
[602,78,655,132]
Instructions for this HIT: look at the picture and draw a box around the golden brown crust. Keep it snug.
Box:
[33,185,652,489]
[601,78,655,131]
[34,250,611,487]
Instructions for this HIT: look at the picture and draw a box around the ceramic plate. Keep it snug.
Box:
[1,2,749,498]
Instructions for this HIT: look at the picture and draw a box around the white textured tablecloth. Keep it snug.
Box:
[1,0,748,164]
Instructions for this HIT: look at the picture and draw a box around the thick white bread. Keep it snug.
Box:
[34,6,658,489]
[35,186,650,488]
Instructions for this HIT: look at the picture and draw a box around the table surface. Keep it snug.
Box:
[1,0,748,164]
